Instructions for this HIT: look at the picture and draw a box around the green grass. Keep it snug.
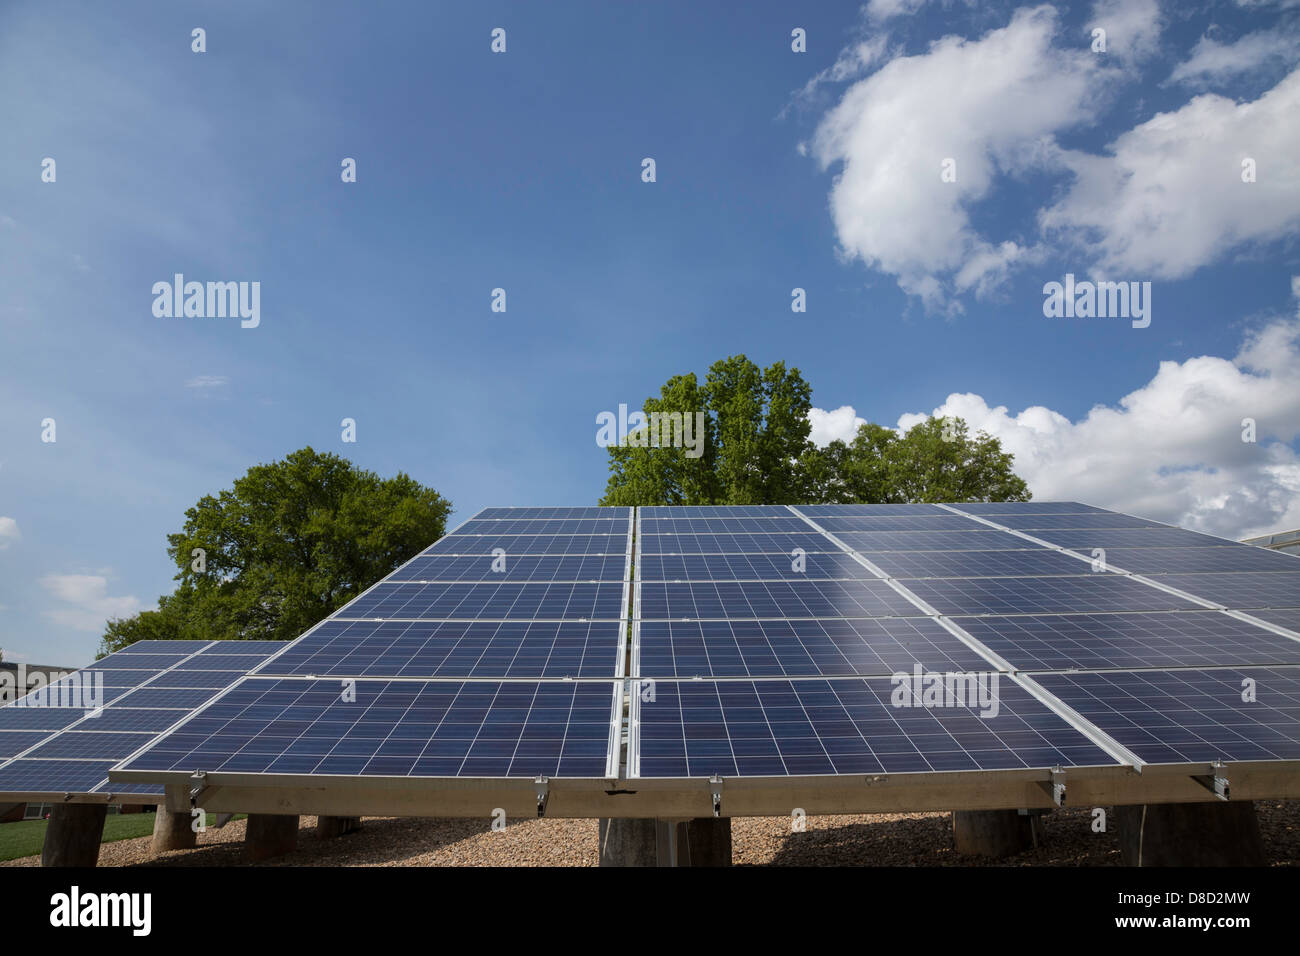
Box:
[0,811,159,862]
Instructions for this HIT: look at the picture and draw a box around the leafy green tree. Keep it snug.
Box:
[600,356,813,506]
[100,448,451,654]
[600,358,1030,506]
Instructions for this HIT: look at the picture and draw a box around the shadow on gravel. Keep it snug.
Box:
[756,809,1124,867]
[136,817,486,867]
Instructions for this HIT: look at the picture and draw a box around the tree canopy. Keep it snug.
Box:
[599,355,1030,506]
[100,448,451,654]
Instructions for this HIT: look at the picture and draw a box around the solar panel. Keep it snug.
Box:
[947,502,1108,515]
[795,504,950,517]
[637,579,925,620]
[426,534,628,555]
[456,517,629,535]
[902,574,1202,616]
[1038,528,1234,549]
[1032,668,1300,764]
[388,553,628,583]
[630,677,1119,777]
[477,507,630,520]
[638,551,875,581]
[992,513,1171,530]
[256,618,623,678]
[1083,546,1300,574]
[860,548,1092,578]
[115,678,620,780]
[635,616,994,678]
[1140,572,1300,610]
[814,514,991,533]
[1247,608,1300,633]
[833,529,1034,552]
[639,532,842,554]
[334,581,626,620]
[954,611,1300,672]
[640,516,814,535]
[0,639,283,799]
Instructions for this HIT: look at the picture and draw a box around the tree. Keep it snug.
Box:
[600,359,1030,506]
[100,448,451,654]
[600,356,813,506]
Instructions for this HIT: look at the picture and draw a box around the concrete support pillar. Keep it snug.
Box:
[317,815,362,839]
[1114,802,1265,866]
[41,804,107,867]
[245,813,299,862]
[150,801,198,855]
[598,818,657,866]
[685,817,732,866]
[952,809,1035,858]
[599,817,732,866]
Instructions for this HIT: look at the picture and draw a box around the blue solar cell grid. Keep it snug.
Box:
[117,678,619,780]
[632,678,1118,778]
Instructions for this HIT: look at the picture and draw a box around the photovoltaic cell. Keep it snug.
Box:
[0,760,120,794]
[814,514,988,533]
[992,513,1170,531]
[795,504,949,517]
[335,581,626,620]
[456,518,628,535]
[953,611,1300,672]
[1086,546,1300,574]
[1032,668,1300,764]
[642,505,794,518]
[834,530,1033,552]
[639,532,841,555]
[632,678,1118,778]
[1142,572,1300,610]
[860,549,1091,579]
[903,575,1201,616]
[638,551,874,581]
[117,678,619,780]
[256,618,622,678]
[1039,528,1235,549]
[426,534,628,556]
[637,579,924,620]
[388,553,628,583]
[640,516,814,535]
[635,616,993,678]
[477,507,630,520]
[947,502,1107,515]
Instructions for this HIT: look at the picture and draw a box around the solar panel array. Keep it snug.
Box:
[628,502,1300,778]
[89,502,1300,799]
[114,508,631,783]
[0,641,282,797]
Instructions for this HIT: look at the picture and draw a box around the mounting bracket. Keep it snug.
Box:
[709,774,723,817]
[1038,767,1066,807]
[1193,760,1229,801]
[535,776,550,817]
[189,770,208,808]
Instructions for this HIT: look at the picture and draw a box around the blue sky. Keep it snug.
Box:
[2,0,1298,665]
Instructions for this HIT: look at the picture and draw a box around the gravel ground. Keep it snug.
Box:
[4,800,1297,866]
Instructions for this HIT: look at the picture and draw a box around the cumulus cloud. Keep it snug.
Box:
[1169,30,1300,86]
[1087,0,1162,63]
[810,6,1103,311]
[40,574,144,632]
[1041,68,1300,279]
[0,517,18,548]
[809,406,869,446]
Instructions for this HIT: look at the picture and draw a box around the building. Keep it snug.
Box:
[1241,528,1300,556]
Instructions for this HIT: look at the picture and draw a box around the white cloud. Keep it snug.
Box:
[1087,0,1162,63]
[891,303,1300,539]
[1041,68,1300,279]
[0,516,18,548]
[811,6,1103,311]
[809,405,869,446]
[185,375,229,388]
[867,0,930,21]
[39,574,144,632]
[1169,30,1300,86]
